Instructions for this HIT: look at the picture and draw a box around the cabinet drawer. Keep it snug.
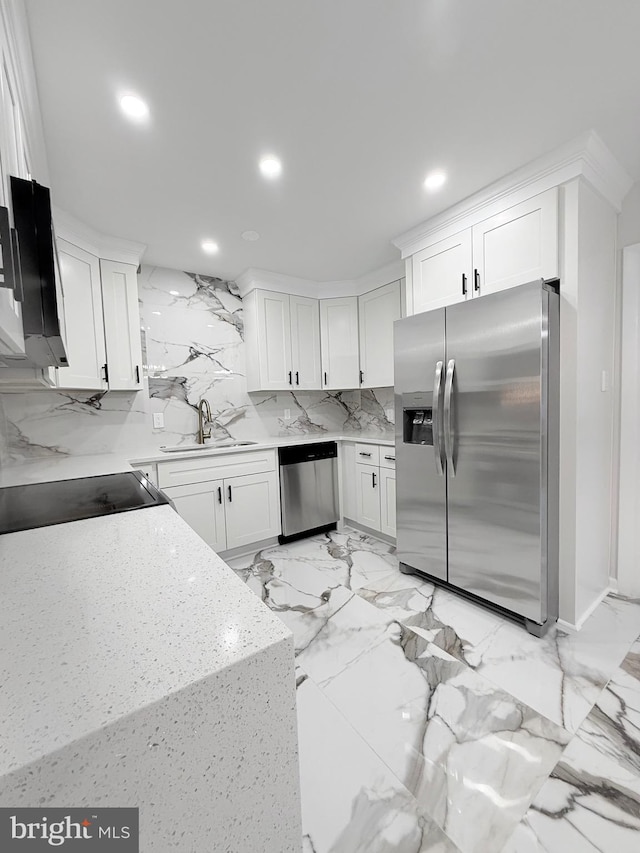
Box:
[379,449,396,470]
[355,444,379,466]
[157,449,276,488]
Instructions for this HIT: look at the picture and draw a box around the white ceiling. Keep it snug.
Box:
[24,0,640,282]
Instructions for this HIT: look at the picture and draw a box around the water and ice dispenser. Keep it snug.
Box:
[403,408,433,445]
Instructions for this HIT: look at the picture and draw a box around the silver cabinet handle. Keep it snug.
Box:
[384,455,395,461]
[359,452,372,457]
[433,360,445,476]
[444,358,456,476]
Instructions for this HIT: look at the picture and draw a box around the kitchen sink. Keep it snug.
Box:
[159,440,258,453]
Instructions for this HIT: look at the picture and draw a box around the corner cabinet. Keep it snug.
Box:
[319,296,359,389]
[358,281,401,388]
[245,290,321,391]
[244,281,401,392]
[406,188,558,315]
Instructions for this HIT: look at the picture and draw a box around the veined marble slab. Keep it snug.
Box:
[247,528,640,737]
[232,531,578,853]
[297,667,458,853]
[503,635,640,853]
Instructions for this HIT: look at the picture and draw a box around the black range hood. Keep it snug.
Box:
[2,176,67,368]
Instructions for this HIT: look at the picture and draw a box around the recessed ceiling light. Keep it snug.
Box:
[152,311,161,316]
[169,290,179,296]
[201,240,219,254]
[241,230,260,242]
[119,94,149,121]
[424,171,447,191]
[259,155,282,179]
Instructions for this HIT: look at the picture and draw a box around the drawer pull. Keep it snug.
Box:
[359,452,372,457]
[384,455,395,461]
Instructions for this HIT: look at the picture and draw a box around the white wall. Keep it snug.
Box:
[559,179,618,626]
[617,244,640,596]
[618,182,640,249]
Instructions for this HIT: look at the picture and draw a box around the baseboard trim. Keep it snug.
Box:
[342,517,396,547]
[559,583,614,632]
[219,536,279,562]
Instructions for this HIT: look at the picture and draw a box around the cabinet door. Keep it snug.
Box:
[472,188,558,296]
[256,290,292,390]
[224,471,280,550]
[380,468,396,538]
[289,294,321,389]
[320,296,359,389]
[355,463,381,531]
[100,260,143,390]
[55,240,107,390]
[358,281,401,388]
[410,230,472,314]
[163,480,227,552]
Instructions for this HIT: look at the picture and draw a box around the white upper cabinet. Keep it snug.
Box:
[320,296,359,389]
[55,240,107,390]
[402,188,559,315]
[245,290,321,391]
[254,290,292,390]
[358,281,401,388]
[472,189,558,296]
[289,294,321,389]
[100,259,143,391]
[410,231,472,315]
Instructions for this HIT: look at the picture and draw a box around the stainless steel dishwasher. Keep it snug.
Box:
[278,442,339,543]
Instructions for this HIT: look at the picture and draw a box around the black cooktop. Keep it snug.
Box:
[0,470,170,535]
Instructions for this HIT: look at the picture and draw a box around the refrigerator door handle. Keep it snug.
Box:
[444,358,456,476]
[432,360,445,476]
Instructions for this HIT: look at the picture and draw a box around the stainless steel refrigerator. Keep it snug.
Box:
[394,279,559,636]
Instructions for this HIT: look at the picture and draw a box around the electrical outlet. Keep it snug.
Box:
[385,407,394,421]
[284,408,291,420]
[152,412,165,429]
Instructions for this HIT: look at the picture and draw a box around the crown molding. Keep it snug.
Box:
[393,130,634,258]
[53,206,147,267]
[236,258,403,299]
[0,0,49,182]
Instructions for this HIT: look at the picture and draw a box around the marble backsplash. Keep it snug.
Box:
[0,265,394,463]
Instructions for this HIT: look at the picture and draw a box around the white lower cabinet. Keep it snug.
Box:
[159,452,280,553]
[163,479,227,553]
[349,445,396,539]
[224,471,280,550]
[380,467,396,537]
[355,463,381,531]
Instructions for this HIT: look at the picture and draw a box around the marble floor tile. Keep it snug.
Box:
[300,595,569,853]
[228,541,356,654]
[409,589,640,734]
[232,528,640,853]
[503,636,640,853]
[297,669,458,853]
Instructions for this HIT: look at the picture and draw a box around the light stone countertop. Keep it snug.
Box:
[0,433,395,487]
[0,504,291,778]
[130,432,395,466]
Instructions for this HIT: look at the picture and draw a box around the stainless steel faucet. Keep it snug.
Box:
[196,398,212,444]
